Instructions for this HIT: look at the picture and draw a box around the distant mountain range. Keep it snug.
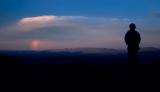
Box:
[0,47,160,64]
[0,47,159,56]
[46,48,123,55]
[140,47,160,52]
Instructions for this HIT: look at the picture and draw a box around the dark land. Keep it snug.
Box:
[0,47,160,64]
[0,47,160,90]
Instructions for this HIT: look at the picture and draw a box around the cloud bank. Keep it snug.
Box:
[0,15,135,50]
[150,11,160,18]
[16,15,88,31]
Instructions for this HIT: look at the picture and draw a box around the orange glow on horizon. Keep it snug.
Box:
[31,40,40,50]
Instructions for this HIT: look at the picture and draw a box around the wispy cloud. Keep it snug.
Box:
[150,11,160,18]
[15,15,131,31]
[16,15,88,31]
[0,15,133,50]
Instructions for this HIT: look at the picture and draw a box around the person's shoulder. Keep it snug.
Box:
[135,30,140,34]
[126,30,131,33]
[125,31,130,35]
[126,30,133,34]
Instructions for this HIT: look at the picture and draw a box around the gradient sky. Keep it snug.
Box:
[0,0,160,50]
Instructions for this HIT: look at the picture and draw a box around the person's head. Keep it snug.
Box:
[129,23,136,30]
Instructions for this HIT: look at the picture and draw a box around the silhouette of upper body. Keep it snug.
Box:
[125,23,141,63]
[125,23,141,51]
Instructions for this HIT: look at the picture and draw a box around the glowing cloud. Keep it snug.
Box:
[30,40,40,50]
[16,15,87,31]
[20,16,56,24]
[17,16,56,31]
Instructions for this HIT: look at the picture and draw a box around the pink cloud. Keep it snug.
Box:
[16,15,87,31]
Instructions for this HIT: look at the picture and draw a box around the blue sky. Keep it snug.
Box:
[0,0,160,50]
[1,0,160,18]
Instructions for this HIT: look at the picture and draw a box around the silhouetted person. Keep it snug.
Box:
[125,23,141,64]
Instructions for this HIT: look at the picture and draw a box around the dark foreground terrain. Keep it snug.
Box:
[0,48,160,90]
[0,47,160,64]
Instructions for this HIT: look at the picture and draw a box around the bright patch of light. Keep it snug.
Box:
[31,40,40,50]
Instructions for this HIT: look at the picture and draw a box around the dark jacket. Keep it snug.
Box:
[125,30,141,50]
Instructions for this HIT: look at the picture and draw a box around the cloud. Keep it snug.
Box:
[19,16,56,24]
[16,15,88,31]
[0,15,134,50]
[110,18,130,22]
[1,14,160,50]
[150,11,160,18]
[16,15,131,31]
[1,15,132,42]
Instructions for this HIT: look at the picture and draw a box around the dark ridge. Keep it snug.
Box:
[0,47,160,64]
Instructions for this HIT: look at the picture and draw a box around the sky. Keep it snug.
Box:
[0,0,160,50]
